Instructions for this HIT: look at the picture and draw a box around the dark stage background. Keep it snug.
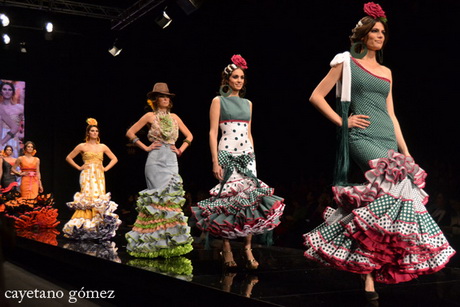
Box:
[2,0,459,223]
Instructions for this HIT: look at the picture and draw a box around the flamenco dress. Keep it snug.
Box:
[62,152,121,240]
[1,159,18,194]
[126,111,193,258]
[192,96,285,239]
[3,157,58,229]
[303,52,456,284]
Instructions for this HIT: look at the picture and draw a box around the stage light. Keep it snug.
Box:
[176,0,203,15]
[0,13,9,27]
[20,42,27,53]
[2,33,10,44]
[45,21,53,33]
[155,9,172,29]
[108,39,122,56]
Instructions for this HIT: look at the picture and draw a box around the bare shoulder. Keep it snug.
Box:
[211,96,221,104]
[380,65,392,79]
[144,111,155,119]
[75,143,87,151]
[170,113,182,121]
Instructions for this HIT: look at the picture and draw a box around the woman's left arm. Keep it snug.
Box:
[386,70,410,156]
[36,158,44,193]
[172,114,193,156]
[102,144,118,172]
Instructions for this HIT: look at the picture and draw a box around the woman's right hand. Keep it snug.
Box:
[348,114,370,129]
[146,142,162,152]
[213,163,223,181]
[79,164,90,171]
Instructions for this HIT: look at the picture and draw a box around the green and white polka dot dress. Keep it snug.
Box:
[303,54,456,284]
[349,58,397,171]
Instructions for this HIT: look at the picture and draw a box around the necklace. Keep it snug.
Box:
[155,110,173,140]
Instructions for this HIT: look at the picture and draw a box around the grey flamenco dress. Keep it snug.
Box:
[126,111,193,258]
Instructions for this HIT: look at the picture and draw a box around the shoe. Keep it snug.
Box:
[365,291,379,301]
[360,274,379,301]
[242,248,259,270]
[220,250,237,269]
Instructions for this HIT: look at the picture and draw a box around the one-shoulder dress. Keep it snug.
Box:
[303,54,456,284]
[192,96,285,239]
[63,151,121,240]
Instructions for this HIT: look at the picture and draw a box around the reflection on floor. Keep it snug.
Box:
[2,224,460,307]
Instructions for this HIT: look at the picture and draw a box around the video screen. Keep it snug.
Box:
[0,79,25,158]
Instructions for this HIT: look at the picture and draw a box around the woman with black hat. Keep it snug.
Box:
[125,82,194,258]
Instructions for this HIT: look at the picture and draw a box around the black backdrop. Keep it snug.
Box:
[2,0,459,219]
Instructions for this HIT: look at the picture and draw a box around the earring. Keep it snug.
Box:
[219,84,231,97]
[239,86,247,98]
[350,42,368,59]
[377,49,384,64]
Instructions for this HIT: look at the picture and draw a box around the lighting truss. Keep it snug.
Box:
[2,0,123,20]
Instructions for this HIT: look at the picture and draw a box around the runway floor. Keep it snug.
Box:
[2,224,460,307]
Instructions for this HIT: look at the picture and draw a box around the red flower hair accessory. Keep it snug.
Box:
[231,54,248,69]
[363,2,387,22]
[224,54,248,75]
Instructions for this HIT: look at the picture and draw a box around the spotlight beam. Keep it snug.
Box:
[111,0,167,31]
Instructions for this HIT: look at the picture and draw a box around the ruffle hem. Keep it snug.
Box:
[192,176,285,239]
[126,174,193,258]
[303,150,456,284]
[3,193,60,229]
[62,192,121,241]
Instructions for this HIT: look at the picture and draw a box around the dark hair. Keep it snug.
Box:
[3,145,13,152]
[24,141,36,150]
[85,125,100,143]
[220,68,247,98]
[1,82,16,97]
[350,16,388,63]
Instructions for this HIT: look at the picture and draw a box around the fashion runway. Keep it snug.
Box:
[3,224,460,307]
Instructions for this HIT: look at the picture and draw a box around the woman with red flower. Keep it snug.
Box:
[303,2,455,301]
[192,54,286,270]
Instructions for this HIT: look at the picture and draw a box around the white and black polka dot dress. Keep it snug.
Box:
[192,96,285,239]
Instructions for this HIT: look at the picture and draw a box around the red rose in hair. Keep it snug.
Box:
[231,54,248,69]
[363,2,387,21]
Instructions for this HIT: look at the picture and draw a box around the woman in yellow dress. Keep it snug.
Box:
[62,118,121,240]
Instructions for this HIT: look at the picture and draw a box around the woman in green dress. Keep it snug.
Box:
[303,2,455,300]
